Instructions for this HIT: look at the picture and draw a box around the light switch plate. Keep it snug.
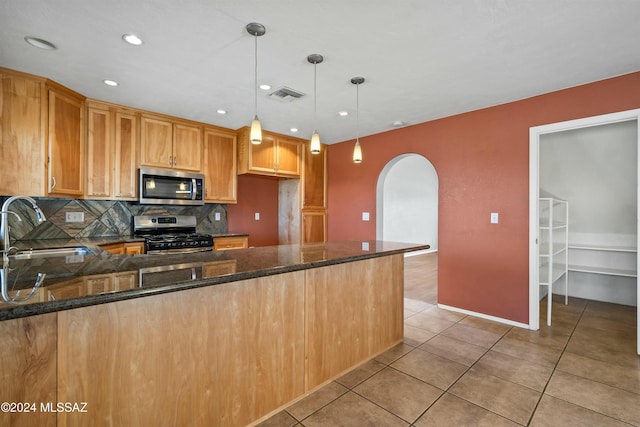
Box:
[254,212,260,221]
[362,212,370,221]
[490,212,499,224]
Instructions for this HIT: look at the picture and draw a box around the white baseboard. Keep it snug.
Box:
[437,303,530,330]
[404,248,438,257]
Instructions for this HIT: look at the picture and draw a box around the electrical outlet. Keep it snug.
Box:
[254,212,260,221]
[214,212,221,221]
[65,212,84,223]
[362,212,370,221]
[490,212,499,224]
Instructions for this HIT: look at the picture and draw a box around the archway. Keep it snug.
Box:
[376,154,438,252]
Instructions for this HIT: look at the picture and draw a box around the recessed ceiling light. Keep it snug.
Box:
[216,109,227,115]
[290,128,298,133]
[24,36,57,50]
[259,84,271,91]
[338,111,349,117]
[392,120,407,127]
[122,34,143,45]
[103,79,119,86]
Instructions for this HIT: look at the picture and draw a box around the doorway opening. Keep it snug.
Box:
[376,153,438,251]
[529,109,640,355]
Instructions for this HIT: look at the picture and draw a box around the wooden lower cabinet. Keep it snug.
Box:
[57,272,306,427]
[305,255,404,388]
[213,235,248,251]
[100,241,144,255]
[0,313,57,427]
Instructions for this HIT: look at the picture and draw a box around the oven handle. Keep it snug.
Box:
[191,178,197,201]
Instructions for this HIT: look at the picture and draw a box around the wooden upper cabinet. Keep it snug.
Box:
[0,69,46,196]
[173,123,202,172]
[85,100,139,200]
[140,115,202,172]
[237,127,301,178]
[140,115,173,169]
[86,103,112,197]
[203,127,237,203]
[276,137,302,176]
[47,84,85,197]
[113,111,139,199]
[302,141,327,209]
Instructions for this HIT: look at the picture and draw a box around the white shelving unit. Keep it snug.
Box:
[539,197,569,326]
[568,244,637,278]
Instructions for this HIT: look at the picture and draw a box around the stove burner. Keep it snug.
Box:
[133,215,214,254]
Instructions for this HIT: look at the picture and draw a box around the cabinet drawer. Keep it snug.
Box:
[214,236,248,251]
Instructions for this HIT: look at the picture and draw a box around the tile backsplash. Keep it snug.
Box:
[0,197,228,241]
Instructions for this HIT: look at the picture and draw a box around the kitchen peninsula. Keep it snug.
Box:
[1,240,427,427]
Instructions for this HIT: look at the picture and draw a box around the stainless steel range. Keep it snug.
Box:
[133,215,213,254]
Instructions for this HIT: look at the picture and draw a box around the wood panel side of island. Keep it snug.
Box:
[304,254,404,390]
[0,313,57,427]
[57,272,306,427]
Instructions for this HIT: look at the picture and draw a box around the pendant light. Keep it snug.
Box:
[351,77,365,163]
[246,23,266,144]
[307,54,323,154]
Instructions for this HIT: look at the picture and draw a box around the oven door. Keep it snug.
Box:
[139,168,204,205]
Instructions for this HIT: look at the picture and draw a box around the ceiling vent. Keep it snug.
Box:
[268,86,305,102]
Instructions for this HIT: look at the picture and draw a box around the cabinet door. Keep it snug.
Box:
[85,274,113,294]
[173,123,202,171]
[204,128,237,203]
[248,134,278,173]
[302,142,326,209]
[140,115,173,169]
[0,314,57,427]
[47,277,85,300]
[275,137,301,177]
[0,72,45,196]
[47,87,85,196]
[114,271,138,290]
[100,243,125,254]
[214,236,248,251]
[86,104,112,197]
[302,210,326,243]
[124,242,144,254]
[114,111,138,199]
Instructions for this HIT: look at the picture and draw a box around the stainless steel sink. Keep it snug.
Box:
[8,246,93,260]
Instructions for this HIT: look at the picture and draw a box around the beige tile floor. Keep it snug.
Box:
[259,253,639,426]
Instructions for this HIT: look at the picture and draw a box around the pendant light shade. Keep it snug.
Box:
[353,139,363,163]
[246,23,265,145]
[308,54,324,154]
[310,131,321,154]
[351,77,365,164]
[250,115,262,145]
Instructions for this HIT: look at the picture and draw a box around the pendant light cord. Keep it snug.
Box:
[356,82,360,139]
[254,35,258,117]
[314,63,317,130]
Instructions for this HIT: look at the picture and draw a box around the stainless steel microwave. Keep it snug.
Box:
[139,168,204,205]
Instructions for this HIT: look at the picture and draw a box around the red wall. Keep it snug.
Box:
[227,174,279,247]
[327,72,640,324]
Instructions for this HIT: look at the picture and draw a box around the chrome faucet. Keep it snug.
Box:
[0,196,46,254]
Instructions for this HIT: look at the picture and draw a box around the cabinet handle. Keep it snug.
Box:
[51,176,57,190]
[174,156,177,166]
[169,156,172,166]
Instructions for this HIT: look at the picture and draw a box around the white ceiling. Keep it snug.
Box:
[1,0,639,144]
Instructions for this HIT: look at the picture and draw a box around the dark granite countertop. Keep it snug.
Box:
[0,240,428,321]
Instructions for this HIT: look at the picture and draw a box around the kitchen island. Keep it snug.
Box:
[1,240,427,427]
